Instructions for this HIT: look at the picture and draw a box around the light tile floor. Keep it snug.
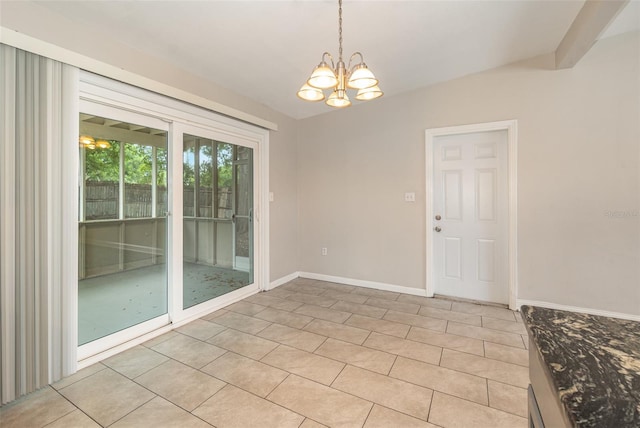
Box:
[1,278,530,428]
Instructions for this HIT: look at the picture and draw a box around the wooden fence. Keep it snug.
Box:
[84,181,231,220]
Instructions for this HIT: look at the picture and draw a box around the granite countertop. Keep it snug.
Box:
[521,305,640,428]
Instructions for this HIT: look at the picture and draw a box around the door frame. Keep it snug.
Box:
[425,120,518,309]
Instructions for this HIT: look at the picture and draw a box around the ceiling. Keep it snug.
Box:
[21,1,640,119]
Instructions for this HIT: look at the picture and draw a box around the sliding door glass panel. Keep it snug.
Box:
[156,147,168,217]
[218,143,233,219]
[78,113,168,345]
[199,143,213,217]
[183,135,253,309]
[124,143,153,218]
[83,141,120,220]
[233,147,253,280]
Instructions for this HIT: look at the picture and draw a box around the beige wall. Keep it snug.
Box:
[268,114,300,280]
[298,32,640,315]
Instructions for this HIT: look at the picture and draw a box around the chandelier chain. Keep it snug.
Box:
[338,0,343,62]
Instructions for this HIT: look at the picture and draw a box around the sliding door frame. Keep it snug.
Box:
[77,99,171,361]
[171,122,261,323]
[78,71,269,364]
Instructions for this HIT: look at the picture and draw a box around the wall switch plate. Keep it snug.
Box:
[404,192,416,202]
[269,192,274,202]
[321,247,328,256]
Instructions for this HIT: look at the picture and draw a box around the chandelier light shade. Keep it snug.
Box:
[297,83,325,102]
[355,85,383,101]
[326,90,351,108]
[298,0,383,108]
[308,59,339,89]
[347,62,378,90]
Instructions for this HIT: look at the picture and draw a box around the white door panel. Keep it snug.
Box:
[433,130,508,304]
[443,170,463,220]
[444,237,462,279]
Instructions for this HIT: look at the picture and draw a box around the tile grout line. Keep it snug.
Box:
[485,379,531,419]
[431,390,527,422]
[98,366,158,427]
[44,388,95,428]
[213,378,309,424]
[127,359,224,415]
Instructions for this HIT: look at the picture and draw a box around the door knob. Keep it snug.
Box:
[434,226,441,232]
[435,215,441,221]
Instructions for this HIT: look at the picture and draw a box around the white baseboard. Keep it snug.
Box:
[516,299,640,321]
[299,272,428,297]
[268,271,300,290]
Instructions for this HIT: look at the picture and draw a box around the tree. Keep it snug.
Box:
[124,143,153,184]
[156,147,168,186]
[84,141,165,185]
[84,141,120,182]
[217,143,233,188]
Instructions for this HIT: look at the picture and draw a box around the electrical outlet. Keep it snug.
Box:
[404,192,416,202]
[321,247,328,256]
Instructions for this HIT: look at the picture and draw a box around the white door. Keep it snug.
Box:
[432,130,508,304]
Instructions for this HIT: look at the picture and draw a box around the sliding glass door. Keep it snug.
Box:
[181,129,254,310]
[78,73,265,359]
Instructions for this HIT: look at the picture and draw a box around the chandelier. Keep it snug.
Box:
[297,0,383,108]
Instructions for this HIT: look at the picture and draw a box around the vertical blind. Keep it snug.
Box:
[0,44,78,405]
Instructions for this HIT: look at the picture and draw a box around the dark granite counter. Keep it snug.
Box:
[521,305,640,428]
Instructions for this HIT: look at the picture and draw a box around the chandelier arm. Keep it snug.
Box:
[347,52,365,71]
[321,52,336,69]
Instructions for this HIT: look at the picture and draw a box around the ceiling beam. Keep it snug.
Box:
[555,0,629,69]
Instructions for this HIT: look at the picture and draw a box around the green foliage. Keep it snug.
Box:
[84,139,234,190]
[183,141,232,189]
[183,145,195,187]
[124,144,153,184]
[156,148,167,185]
[84,141,120,182]
[84,142,166,185]
[200,144,213,187]
[217,143,233,188]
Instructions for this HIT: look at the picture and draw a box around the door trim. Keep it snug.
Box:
[425,120,518,309]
